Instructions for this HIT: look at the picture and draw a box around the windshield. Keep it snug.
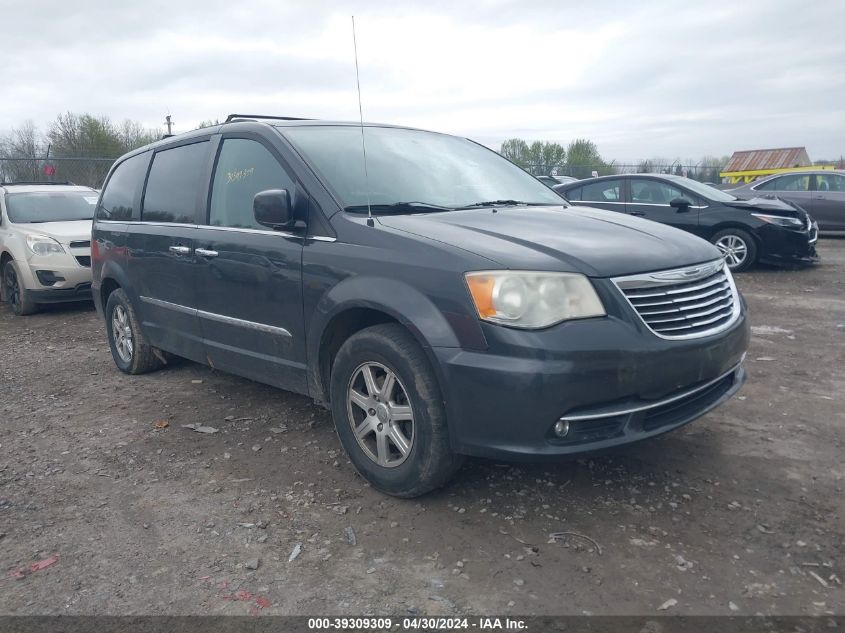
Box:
[5,191,98,223]
[283,126,564,211]
[676,178,738,202]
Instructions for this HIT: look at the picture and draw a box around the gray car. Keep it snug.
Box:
[729,170,845,232]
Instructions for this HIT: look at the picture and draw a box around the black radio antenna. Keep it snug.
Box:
[352,16,374,227]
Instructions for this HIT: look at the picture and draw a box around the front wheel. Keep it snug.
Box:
[711,228,757,272]
[329,323,464,498]
[2,260,38,316]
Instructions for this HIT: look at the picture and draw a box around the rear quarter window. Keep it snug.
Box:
[142,141,210,223]
[564,186,581,201]
[579,179,623,202]
[97,152,150,221]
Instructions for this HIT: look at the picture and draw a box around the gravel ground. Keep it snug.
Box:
[1,240,843,616]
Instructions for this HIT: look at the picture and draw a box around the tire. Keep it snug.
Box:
[711,228,757,272]
[105,288,164,375]
[2,260,38,316]
[329,323,464,498]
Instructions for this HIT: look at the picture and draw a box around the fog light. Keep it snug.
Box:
[36,270,65,286]
[554,420,570,437]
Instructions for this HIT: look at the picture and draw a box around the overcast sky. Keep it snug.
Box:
[2,0,843,161]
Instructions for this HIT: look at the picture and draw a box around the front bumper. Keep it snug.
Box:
[756,223,819,267]
[29,284,92,303]
[20,254,93,304]
[433,302,749,460]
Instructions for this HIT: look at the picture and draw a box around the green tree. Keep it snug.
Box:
[500,138,531,167]
[500,138,566,175]
[565,138,613,179]
[531,141,566,175]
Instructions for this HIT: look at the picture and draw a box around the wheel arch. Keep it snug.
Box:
[0,249,14,301]
[706,221,762,245]
[95,261,134,318]
[307,275,485,405]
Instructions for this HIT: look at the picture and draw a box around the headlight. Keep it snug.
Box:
[751,213,804,228]
[26,234,66,256]
[465,271,605,329]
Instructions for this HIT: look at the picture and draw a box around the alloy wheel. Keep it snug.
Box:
[715,234,748,269]
[111,305,134,363]
[346,362,415,468]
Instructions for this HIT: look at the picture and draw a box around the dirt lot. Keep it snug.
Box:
[1,241,843,617]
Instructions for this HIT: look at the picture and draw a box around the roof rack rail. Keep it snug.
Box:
[0,181,76,186]
[225,114,313,123]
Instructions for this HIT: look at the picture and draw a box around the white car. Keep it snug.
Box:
[0,182,96,315]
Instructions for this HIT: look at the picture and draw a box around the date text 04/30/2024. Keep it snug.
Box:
[307,617,527,630]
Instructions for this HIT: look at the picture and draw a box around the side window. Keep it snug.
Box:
[817,173,845,192]
[579,179,623,202]
[97,152,150,221]
[142,141,210,223]
[208,138,295,230]
[630,179,686,204]
[565,187,581,201]
[754,176,780,191]
[759,174,810,192]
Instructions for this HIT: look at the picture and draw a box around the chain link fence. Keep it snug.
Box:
[0,157,116,189]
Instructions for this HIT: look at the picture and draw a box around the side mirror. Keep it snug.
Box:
[669,197,692,211]
[253,189,293,229]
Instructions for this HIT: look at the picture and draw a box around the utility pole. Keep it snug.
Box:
[165,114,174,135]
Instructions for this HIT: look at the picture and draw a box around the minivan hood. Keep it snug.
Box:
[377,205,720,278]
[14,220,93,244]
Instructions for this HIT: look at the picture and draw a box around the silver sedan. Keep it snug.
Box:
[729,170,845,232]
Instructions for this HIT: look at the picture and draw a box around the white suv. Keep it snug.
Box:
[0,182,96,315]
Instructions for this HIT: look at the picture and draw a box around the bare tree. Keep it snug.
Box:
[46,112,159,186]
[0,121,45,182]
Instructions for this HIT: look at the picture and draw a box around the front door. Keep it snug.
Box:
[811,173,845,231]
[193,136,307,393]
[128,140,211,362]
[754,173,814,215]
[626,178,701,235]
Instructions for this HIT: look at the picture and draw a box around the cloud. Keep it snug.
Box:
[1,0,843,160]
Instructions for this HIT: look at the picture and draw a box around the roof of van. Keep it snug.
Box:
[111,119,443,163]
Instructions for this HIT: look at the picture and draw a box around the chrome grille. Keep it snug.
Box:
[69,240,91,248]
[613,260,740,340]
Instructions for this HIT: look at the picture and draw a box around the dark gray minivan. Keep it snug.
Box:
[92,115,749,497]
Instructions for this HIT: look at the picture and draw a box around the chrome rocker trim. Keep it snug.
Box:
[139,296,292,337]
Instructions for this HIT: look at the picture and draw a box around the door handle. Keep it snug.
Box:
[195,248,219,258]
[628,211,645,216]
[813,195,826,200]
[169,245,192,255]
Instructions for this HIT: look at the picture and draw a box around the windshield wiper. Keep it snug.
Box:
[344,201,455,215]
[458,200,561,209]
